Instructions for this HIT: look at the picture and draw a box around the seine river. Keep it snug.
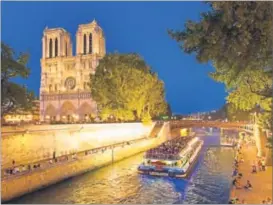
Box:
[10,129,235,204]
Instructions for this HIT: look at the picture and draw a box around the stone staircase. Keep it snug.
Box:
[148,122,164,138]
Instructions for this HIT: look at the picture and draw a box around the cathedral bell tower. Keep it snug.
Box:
[42,28,72,59]
[76,20,106,57]
[40,21,106,123]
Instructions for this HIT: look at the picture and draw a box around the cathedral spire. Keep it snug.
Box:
[92,19,97,25]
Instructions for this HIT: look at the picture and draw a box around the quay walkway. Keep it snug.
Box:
[230,144,272,204]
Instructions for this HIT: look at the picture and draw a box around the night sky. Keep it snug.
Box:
[2,1,227,114]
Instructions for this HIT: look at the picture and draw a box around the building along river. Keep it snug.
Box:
[8,129,236,204]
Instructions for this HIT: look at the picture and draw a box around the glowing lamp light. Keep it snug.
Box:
[73,114,79,119]
[45,115,50,119]
[62,116,66,119]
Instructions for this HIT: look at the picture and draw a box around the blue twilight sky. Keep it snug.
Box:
[1,1,227,114]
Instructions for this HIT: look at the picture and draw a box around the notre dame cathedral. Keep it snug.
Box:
[40,20,105,122]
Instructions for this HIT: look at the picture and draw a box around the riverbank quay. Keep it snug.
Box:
[2,135,168,202]
[229,143,272,204]
[1,123,170,202]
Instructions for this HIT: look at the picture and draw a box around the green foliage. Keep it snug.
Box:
[226,103,252,122]
[169,2,272,72]
[141,112,152,125]
[258,112,272,130]
[169,1,272,129]
[90,53,168,123]
[266,136,273,149]
[166,103,172,118]
[1,42,35,116]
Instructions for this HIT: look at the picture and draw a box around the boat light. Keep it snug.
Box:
[188,137,199,146]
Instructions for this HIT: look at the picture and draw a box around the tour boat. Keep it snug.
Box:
[138,136,203,178]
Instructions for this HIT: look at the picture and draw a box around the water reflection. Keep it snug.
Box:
[9,129,235,204]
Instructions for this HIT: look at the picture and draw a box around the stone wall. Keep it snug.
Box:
[1,122,169,202]
[1,123,154,168]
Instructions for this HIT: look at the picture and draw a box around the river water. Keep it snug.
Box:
[10,129,235,204]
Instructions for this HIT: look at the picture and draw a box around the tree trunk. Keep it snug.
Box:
[254,126,267,157]
[265,148,272,166]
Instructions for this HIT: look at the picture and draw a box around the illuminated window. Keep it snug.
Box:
[83,34,87,54]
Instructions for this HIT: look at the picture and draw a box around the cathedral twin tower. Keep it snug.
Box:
[40,20,105,122]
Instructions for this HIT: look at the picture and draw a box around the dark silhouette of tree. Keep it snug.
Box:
[1,42,35,116]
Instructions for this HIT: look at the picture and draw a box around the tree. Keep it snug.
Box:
[1,42,35,116]
[225,103,252,122]
[90,53,168,123]
[166,103,172,118]
[168,2,272,131]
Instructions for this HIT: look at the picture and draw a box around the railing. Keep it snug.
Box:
[170,120,254,130]
[145,153,181,161]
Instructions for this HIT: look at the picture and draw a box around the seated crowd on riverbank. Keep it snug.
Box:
[230,138,271,204]
[2,137,143,178]
[2,152,79,177]
[145,136,193,160]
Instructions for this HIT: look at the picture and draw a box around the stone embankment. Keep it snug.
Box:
[1,123,154,169]
[1,122,169,202]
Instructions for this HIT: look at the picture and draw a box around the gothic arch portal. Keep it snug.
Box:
[60,101,76,116]
[78,102,93,120]
[45,104,57,120]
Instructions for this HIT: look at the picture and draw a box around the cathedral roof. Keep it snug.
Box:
[78,19,101,30]
[44,27,68,34]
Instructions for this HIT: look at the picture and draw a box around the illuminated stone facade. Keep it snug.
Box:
[40,20,106,122]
